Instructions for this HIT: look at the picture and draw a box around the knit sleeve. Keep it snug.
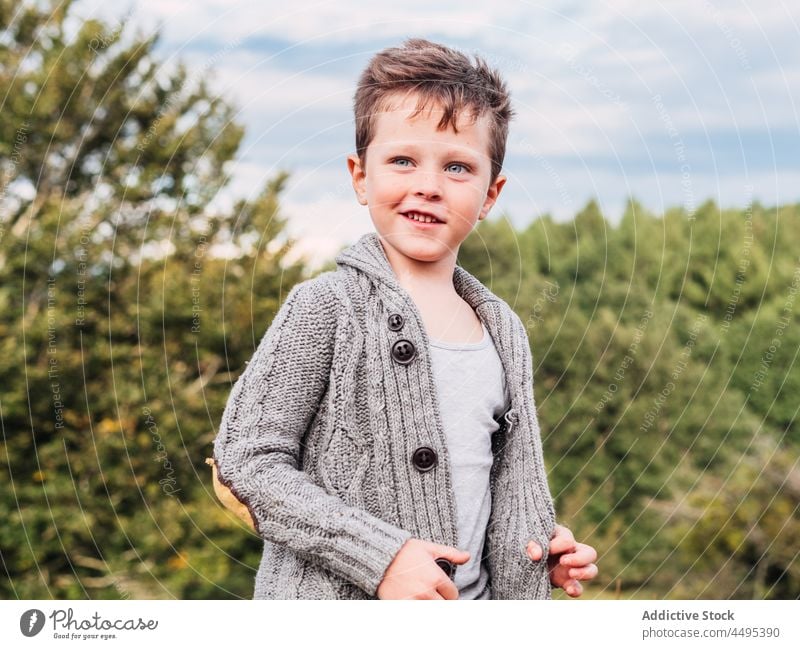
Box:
[212,276,412,597]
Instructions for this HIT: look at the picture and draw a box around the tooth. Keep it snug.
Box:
[404,211,439,223]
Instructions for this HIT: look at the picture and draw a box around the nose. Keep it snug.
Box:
[412,168,442,199]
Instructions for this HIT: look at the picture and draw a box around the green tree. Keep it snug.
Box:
[0,0,302,598]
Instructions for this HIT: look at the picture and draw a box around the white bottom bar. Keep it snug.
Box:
[2,600,799,648]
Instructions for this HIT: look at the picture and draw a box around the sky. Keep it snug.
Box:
[74,0,800,269]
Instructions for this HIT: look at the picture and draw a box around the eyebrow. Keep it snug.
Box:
[386,144,482,164]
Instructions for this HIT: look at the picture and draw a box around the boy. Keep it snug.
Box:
[212,38,597,599]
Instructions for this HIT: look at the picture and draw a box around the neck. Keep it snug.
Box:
[378,237,458,298]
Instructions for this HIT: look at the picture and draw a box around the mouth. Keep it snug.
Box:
[400,210,445,226]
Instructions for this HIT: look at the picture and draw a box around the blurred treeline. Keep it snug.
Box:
[1,1,797,599]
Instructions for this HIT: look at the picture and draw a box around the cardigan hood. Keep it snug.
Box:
[334,231,501,310]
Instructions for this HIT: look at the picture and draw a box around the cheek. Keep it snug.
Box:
[464,183,488,208]
[373,177,402,201]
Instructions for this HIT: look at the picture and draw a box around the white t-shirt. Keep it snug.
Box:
[428,320,511,600]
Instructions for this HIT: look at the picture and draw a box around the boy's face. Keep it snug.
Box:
[347,91,506,266]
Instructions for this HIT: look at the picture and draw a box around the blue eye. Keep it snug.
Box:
[391,157,412,167]
[446,163,469,174]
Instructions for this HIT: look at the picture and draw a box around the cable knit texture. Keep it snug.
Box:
[213,232,557,599]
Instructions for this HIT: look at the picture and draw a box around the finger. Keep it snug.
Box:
[549,526,577,555]
[432,543,471,564]
[526,540,542,561]
[564,579,583,597]
[547,564,572,590]
[437,576,459,600]
[568,563,598,581]
[454,551,471,565]
[551,523,575,541]
[566,541,597,563]
[551,523,570,539]
[559,542,597,566]
[414,584,445,600]
[420,591,445,600]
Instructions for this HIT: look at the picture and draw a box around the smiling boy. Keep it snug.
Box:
[347,91,502,348]
[213,38,597,599]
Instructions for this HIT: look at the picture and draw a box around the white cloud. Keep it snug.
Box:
[211,59,351,116]
[79,0,540,50]
[280,195,372,270]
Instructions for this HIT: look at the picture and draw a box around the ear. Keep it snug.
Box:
[478,174,507,220]
[347,153,368,205]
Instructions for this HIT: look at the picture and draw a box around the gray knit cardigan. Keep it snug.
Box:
[213,231,557,599]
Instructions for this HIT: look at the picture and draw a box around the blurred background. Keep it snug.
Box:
[1,0,798,599]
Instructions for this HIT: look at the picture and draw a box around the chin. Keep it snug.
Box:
[397,239,453,263]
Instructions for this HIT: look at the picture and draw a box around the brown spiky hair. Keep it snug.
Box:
[353,38,516,183]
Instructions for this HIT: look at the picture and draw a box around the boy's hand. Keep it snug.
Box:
[377,538,470,600]
[526,523,598,597]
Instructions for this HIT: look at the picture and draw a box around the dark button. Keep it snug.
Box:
[391,339,416,365]
[435,558,456,580]
[387,313,404,331]
[412,446,437,472]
